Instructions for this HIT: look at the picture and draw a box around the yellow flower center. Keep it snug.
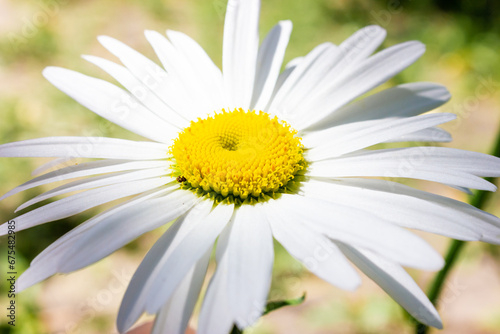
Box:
[170,109,305,202]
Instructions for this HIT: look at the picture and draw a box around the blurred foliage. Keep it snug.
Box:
[0,0,499,333]
[0,26,58,65]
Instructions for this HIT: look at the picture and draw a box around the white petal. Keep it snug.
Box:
[83,55,188,128]
[335,25,387,72]
[270,56,303,101]
[307,147,500,191]
[302,178,500,244]
[97,35,194,119]
[252,20,292,111]
[306,25,387,100]
[144,30,215,115]
[31,157,75,176]
[116,200,215,332]
[0,137,169,159]
[117,207,195,334]
[1,159,168,201]
[152,248,210,334]
[59,189,197,272]
[268,43,336,120]
[275,194,444,270]
[447,185,473,195]
[166,30,226,111]
[121,201,215,331]
[198,206,259,334]
[384,127,451,143]
[308,82,451,131]
[272,24,390,118]
[223,0,261,109]
[338,243,443,329]
[303,113,456,159]
[16,166,170,211]
[295,41,427,130]
[266,201,360,290]
[17,185,177,291]
[224,204,274,328]
[1,177,171,234]
[197,254,234,334]
[43,67,176,143]
[145,203,235,314]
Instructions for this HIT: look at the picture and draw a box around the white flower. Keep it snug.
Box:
[1,0,500,333]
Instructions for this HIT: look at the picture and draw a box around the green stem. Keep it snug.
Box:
[415,240,466,334]
[415,128,500,334]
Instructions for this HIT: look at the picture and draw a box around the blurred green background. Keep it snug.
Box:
[0,0,499,333]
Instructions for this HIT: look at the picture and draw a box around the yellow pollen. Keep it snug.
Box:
[170,109,305,201]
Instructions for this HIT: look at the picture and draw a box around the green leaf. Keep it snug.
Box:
[264,293,307,315]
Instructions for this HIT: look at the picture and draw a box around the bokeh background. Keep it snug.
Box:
[0,0,499,333]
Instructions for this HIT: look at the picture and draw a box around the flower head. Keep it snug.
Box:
[170,109,305,202]
[1,0,500,333]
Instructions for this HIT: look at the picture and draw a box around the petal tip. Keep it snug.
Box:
[97,35,119,49]
[42,66,59,78]
[429,255,445,272]
[165,29,181,38]
[279,20,293,28]
[143,29,158,37]
[366,24,387,35]
[96,35,109,43]
[81,54,93,61]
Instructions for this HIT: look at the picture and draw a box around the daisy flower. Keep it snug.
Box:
[2,0,500,333]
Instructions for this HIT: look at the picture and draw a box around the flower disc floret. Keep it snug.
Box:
[170,109,305,201]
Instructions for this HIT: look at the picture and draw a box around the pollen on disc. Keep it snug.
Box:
[170,108,305,200]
